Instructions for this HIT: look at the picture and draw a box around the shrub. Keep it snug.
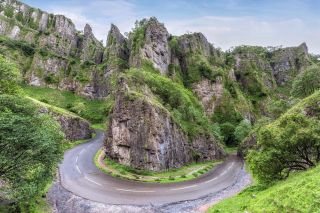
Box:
[0,95,64,200]
[234,120,252,144]
[291,66,320,98]
[0,55,20,95]
[248,113,320,183]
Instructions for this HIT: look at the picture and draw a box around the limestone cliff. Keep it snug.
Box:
[105,78,225,171]
[129,17,171,75]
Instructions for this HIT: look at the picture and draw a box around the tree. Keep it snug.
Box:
[0,55,20,95]
[247,113,320,183]
[0,95,64,201]
[291,66,320,98]
[234,120,252,144]
[220,122,236,146]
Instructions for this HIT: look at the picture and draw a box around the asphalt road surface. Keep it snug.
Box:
[59,130,244,205]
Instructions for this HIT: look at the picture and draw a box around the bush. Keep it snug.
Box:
[168,176,175,180]
[0,36,35,56]
[0,55,20,95]
[248,113,320,183]
[234,120,252,144]
[0,95,64,200]
[291,66,320,98]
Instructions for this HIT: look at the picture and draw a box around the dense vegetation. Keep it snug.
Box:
[0,56,64,212]
[291,65,320,98]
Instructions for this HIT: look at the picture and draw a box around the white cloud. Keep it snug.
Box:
[43,1,320,54]
[165,16,320,54]
[47,0,139,43]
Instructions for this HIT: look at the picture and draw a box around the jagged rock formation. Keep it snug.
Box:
[129,17,171,75]
[105,78,224,171]
[103,24,129,74]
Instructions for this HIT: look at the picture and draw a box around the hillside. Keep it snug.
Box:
[0,0,318,172]
[209,163,320,212]
[210,89,320,212]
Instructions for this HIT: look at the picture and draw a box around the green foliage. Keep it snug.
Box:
[130,19,147,55]
[4,6,14,18]
[0,36,35,56]
[44,73,59,84]
[169,36,181,55]
[0,95,64,201]
[220,122,236,146]
[234,119,252,144]
[184,54,223,86]
[22,85,108,123]
[209,165,320,212]
[291,65,320,98]
[248,101,320,183]
[267,99,290,118]
[0,55,20,95]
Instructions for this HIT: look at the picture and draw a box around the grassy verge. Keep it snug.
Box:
[22,85,107,123]
[208,165,320,213]
[94,149,221,183]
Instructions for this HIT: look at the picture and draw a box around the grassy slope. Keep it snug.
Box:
[94,149,221,183]
[210,91,320,213]
[209,165,320,213]
[22,85,107,124]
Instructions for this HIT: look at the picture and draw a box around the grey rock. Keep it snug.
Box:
[80,24,104,63]
[103,24,129,74]
[192,77,223,115]
[271,43,310,85]
[130,17,171,75]
[105,78,225,171]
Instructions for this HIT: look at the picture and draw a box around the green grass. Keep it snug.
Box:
[208,165,320,213]
[22,85,108,124]
[94,149,221,183]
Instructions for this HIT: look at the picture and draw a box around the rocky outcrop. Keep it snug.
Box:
[192,77,223,115]
[79,24,104,63]
[103,24,129,74]
[129,17,171,75]
[105,78,224,171]
[271,43,309,85]
[178,33,213,57]
[37,104,93,141]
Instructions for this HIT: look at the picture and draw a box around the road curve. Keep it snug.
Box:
[59,130,244,205]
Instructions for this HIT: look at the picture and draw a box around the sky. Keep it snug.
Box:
[23,0,320,54]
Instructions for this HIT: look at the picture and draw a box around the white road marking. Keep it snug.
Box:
[204,177,218,184]
[85,176,102,186]
[203,162,235,184]
[170,184,198,191]
[79,149,85,155]
[76,155,79,163]
[116,188,155,193]
[76,165,82,174]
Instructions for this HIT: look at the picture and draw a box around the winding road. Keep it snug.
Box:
[59,131,244,205]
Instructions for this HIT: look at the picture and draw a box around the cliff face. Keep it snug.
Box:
[129,18,171,75]
[105,78,224,171]
[0,0,122,99]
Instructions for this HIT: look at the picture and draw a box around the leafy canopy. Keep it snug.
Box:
[291,65,320,98]
[0,95,64,200]
[248,112,320,183]
[0,55,20,95]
